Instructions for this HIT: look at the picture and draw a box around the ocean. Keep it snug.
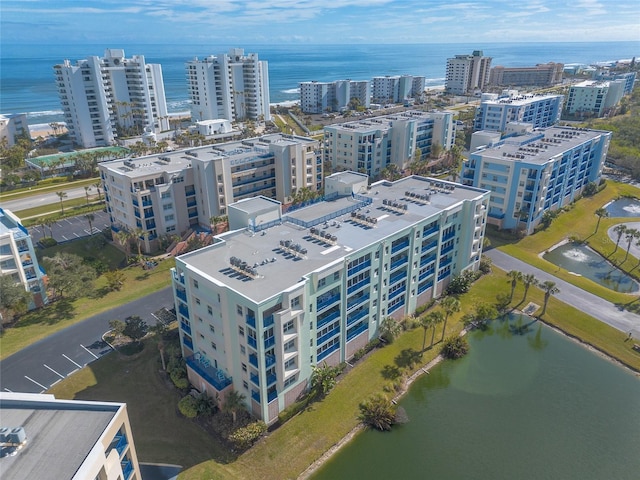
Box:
[1,41,638,127]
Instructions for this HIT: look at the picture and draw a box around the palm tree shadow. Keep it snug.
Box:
[394,348,422,369]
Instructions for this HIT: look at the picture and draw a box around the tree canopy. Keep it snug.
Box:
[42,252,96,299]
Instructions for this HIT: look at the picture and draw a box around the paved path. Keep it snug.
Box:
[606,222,640,261]
[486,249,640,338]
[0,286,174,394]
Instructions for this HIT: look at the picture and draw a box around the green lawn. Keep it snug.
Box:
[0,177,99,201]
[37,237,126,270]
[43,268,640,480]
[17,198,104,224]
[0,258,173,359]
[494,180,640,306]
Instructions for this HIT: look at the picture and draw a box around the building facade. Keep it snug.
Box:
[171,172,489,423]
[489,63,564,87]
[445,50,492,95]
[99,134,321,252]
[53,49,169,148]
[372,75,426,104]
[323,110,455,178]
[461,126,611,234]
[299,80,371,114]
[186,49,271,123]
[593,70,636,95]
[474,91,564,132]
[565,80,626,118]
[0,208,48,309]
[0,392,141,480]
[0,114,29,147]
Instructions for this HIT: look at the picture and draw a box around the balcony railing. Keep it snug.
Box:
[178,303,189,319]
[121,459,134,480]
[246,314,256,328]
[250,372,259,386]
[251,390,260,403]
[317,292,340,312]
[249,354,258,368]
[266,373,277,386]
[267,390,277,402]
[248,336,257,349]
[111,433,128,457]
[347,307,369,326]
[391,239,410,254]
[172,270,185,284]
[347,292,369,310]
[263,315,274,328]
[388,298,405,314]
[421,240,437,253]
[265,354,276,368]
[317,326,340,345]
[180,321,191,336]
[317,309,340,329]
[183,336,193,350]
[264,336,275,349]
[389,271,406,285]
[186,354,232,391]
[423,225,439,236]
[175,288,187,302]
[347,259,371,277]
[441,244,454,255]
[442,231,455,242]
[347,322,368,341]
[317,342,340,361]
[347,277,370,295]
[390,256,408,271]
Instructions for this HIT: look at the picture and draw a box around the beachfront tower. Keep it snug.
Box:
[186,49,271,124]
[53,49,169,148]
[445,50,492,96]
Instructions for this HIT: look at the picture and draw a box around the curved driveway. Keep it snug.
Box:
[486,249,640,338]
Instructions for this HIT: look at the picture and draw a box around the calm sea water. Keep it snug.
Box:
[312,314,640,480]
[1,42,639,126]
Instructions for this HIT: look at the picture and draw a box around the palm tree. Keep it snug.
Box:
[84,185,92,205]
[223,390,246,424]
[131,227,144,258]
[440,296,461,341]
[44,218,55,238]
[56,191,67,215]
[418,314,433,353]
[594,207,609,233]
[522,273,538,302]
[624,228,639,262]
[93,182,103,201]
[85,214,95,236]
[36,217,47,239]
[540,281,559,316]
[613,224,627,253]
[115,230,131,263]
[507,270,522,301]
[427,310,444,348]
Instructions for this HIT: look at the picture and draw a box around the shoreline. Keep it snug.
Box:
[297,311,640,479]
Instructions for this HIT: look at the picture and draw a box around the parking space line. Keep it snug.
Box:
[73,232,80,238]
[63,354,82,368]
[4,388,13,393]
[44,364,65,379]
[24,375,47,390]
[81,344,99,359]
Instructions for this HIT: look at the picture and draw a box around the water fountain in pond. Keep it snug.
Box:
[604,198,640,218]
[543,242,639,293]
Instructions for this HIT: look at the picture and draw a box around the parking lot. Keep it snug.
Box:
[29,210,111,244]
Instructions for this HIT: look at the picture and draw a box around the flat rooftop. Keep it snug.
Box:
[0,394,119,480]
[100,133,317,178]
[473,126,609,165]
[0,209,27,239]
[178,176,486,303]
[325,110,438,133]
[482,93,562,106]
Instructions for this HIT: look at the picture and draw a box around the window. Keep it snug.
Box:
[238,326,245,336]
[195,297,201,305]
[237,305,243,315]
[207,305,213,315]
[164,214,174,222]
[333,272,340,281]
[242,363,247,372]
[284,374,298,389]
[283,320,295,334]
[209,325,215,333]
[284,357,296,369]
[290,295,301,309]
[211,342,217,350]
[193,279,199,289]
[243,380,248,389]
[240,345,246,355]
[163,203,173,211]
[284,339,295,351]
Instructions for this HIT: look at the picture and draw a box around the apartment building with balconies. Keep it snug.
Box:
[99,134,321,252]
[474,91,564,132]
[171,171,489,423]
[300,80,371,114]
[445,50,492,95]
[0,208,47,309]
[461,126,611,234]
[53,49,169,148]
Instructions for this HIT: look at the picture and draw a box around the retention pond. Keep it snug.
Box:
[312,314,640,480]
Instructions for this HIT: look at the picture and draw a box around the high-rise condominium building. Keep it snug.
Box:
[593,70,636,95]
[371,75,426,104]
[99,134,321,252]
[53,49,169,148]
[186,49,271,123]
[461,126,611,234]
[445,50,492,95]
[171,171,489,423]
[0,114,29,146]
[0,208,48,309]
[565,80,626,118]
[489,63,564,87]
[324,110,455,178]
[0,392,141,480]
[300,80,371,113]
[474,91,564,132]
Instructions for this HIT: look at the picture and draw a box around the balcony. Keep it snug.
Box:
[421,240,437,253]
[251,390,260,403]
[317,326,340,345]
[265,354,276,368]
[390,256,408,271]
[317,309,340,329]
[418,280,433,294]
[419,268,434,281]
[264,335,275,349]
[250,372,259,386]
[389,287,405,300]
[121,459,134,480]
[347,322,368,341]
[347,307,369,326]
[347,292,369,310]
[246,314,256,328]
[248,336,257,349]
[183,336,193,350]
[111,432,128,457]
[267,389,277,403]
[172,270,185,284]
[188,211,198,218]
[175,288,187,302]
[144,210,154,219]
[389,271,406,285]
[187,199,197,208]
[186,354,232,391]
[317,342,340,361]
[347,277,370,295]
[391,239,410,254]
[317,292,340,311]
[249,354,258,368]
[347,259,371,277]
[263,315,274,328]
[388,298,405,314]
[441,244,454,255]
[266,373,277,386]
[180,321,191,336]
[178,303,189,319]
[442,231,455,242]
[439,257,452,268]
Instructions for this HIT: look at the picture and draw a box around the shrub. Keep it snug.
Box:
[353,347,366,361]
[39,237,58,248]
[228,421,267,449]
[170,369,189,390]
[440,335,470,359]
[178,395,199,418]
[278,395,312,424]
[358,393,397,431]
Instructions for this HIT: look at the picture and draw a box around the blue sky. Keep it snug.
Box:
[2,0,639,44]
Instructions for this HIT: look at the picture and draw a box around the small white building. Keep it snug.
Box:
[0,114,29,146]
[196,119,233,136]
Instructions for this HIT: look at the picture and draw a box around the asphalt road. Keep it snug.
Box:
[486,249,640,338]
[0,286,174,394]
[1,185,93,212]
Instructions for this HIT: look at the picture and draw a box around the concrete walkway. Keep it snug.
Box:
[486,249,640,338]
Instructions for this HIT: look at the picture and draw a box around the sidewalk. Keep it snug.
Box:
[486,249,640,337]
